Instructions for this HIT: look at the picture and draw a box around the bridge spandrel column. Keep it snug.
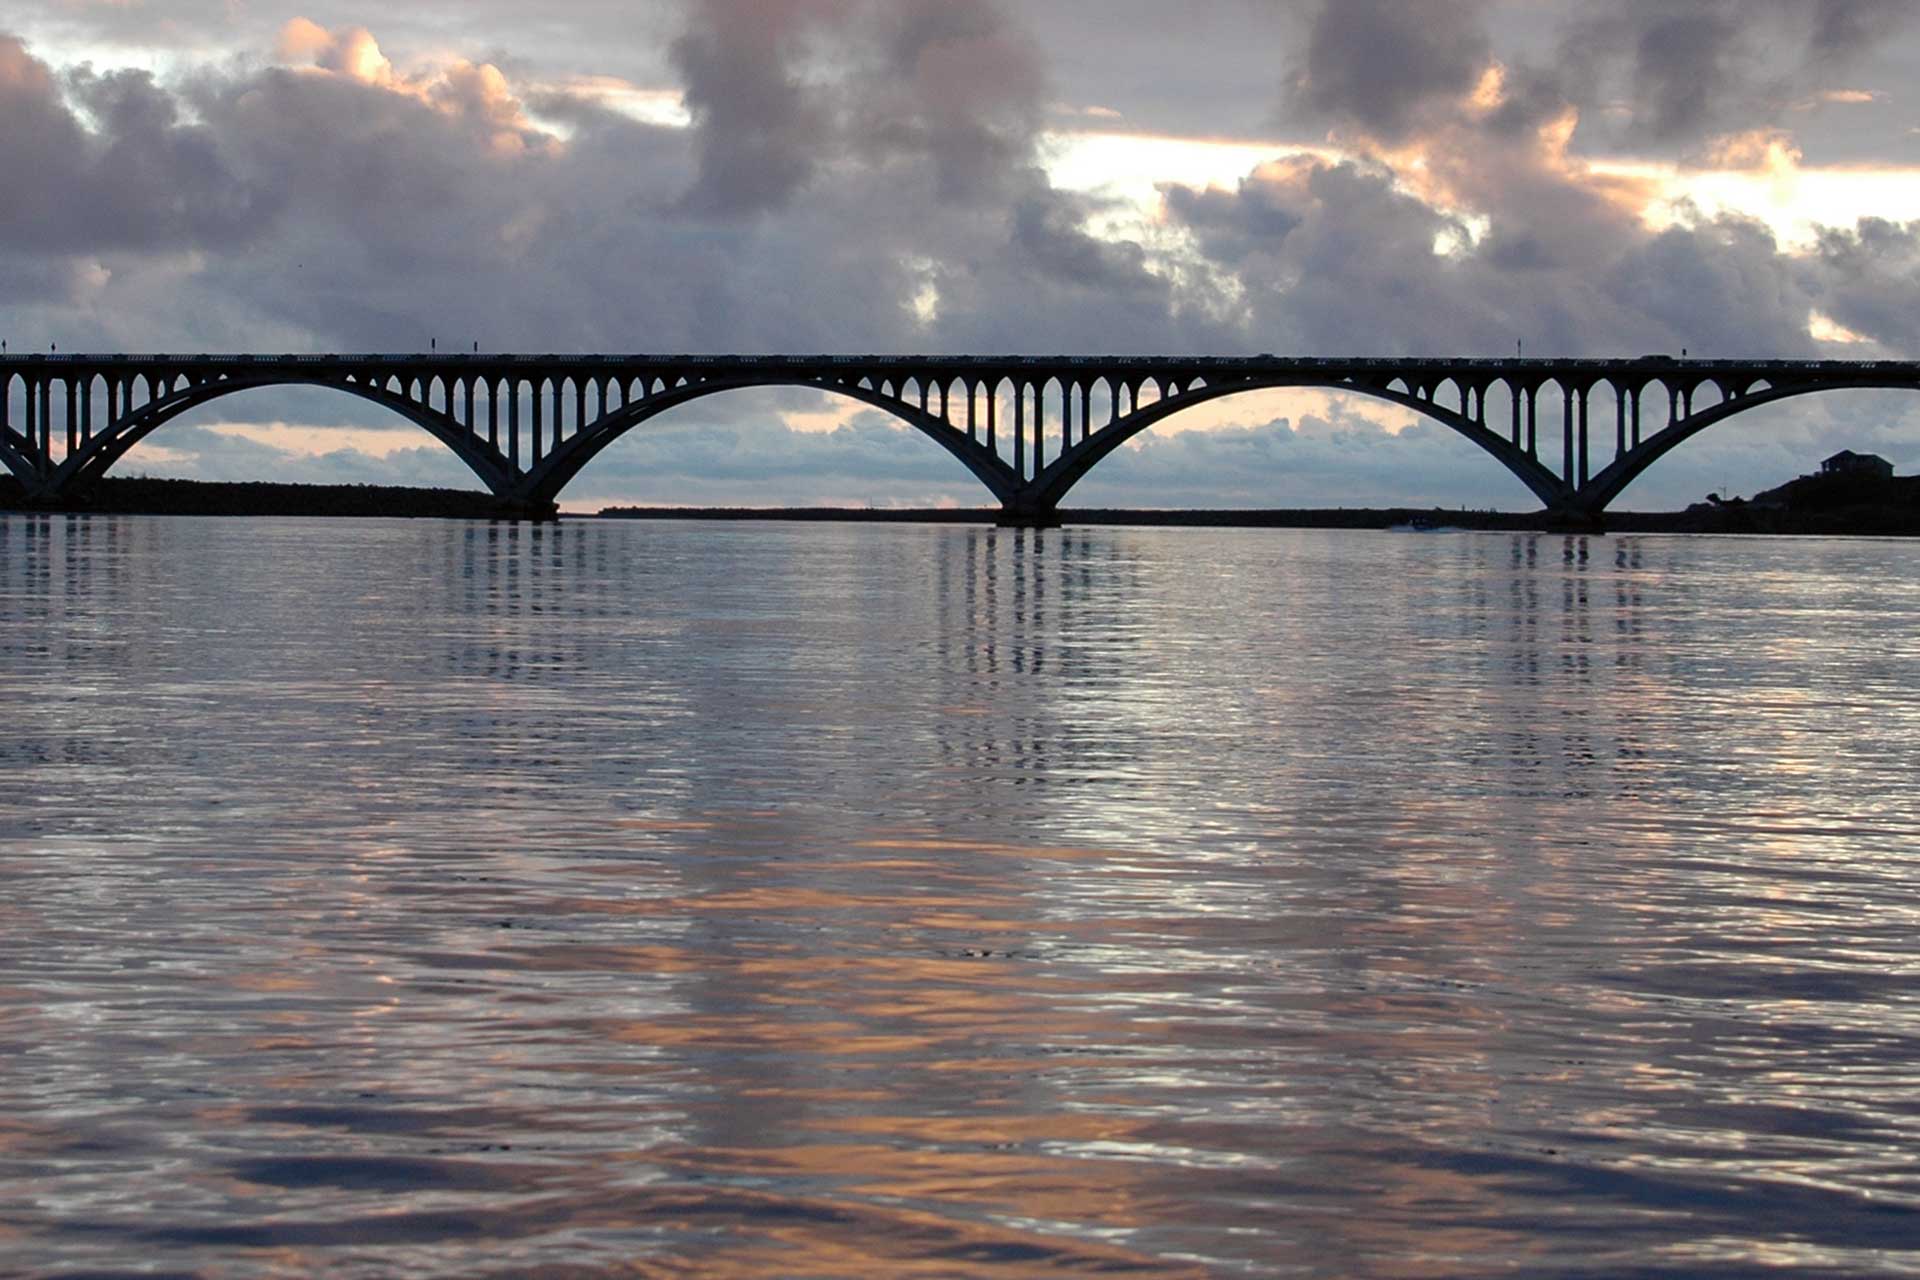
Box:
[508,382,520,469]
[1032,384,1045,475]
[1013,382,1026,480]
[1560,386,1575,484]
[531,383,544,461]
[1577,388,1590,485]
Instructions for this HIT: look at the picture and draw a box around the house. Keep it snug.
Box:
[1821,450,1894,479]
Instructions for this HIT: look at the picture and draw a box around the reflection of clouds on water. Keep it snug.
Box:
[6,515,1920,1276]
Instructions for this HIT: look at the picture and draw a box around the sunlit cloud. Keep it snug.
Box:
[1808,311,1872,345]
[551,73,692,128]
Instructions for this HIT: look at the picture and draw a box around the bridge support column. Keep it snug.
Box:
[508,384,519,469]
[1562,386,1575,483]
[995,496,1061,529]
[1037,383,1050,464]
[1577,388,1589,485]
[1013,383,1025,480]
[38,381,52,468]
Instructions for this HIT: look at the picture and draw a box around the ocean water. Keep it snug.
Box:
[3,514,1918,1278]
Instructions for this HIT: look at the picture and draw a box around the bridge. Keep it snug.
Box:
[3,353,1915,523]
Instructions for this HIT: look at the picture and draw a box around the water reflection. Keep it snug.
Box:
[3,516,1919,1277]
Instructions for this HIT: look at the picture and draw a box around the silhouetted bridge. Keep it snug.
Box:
[3,353,1912,522]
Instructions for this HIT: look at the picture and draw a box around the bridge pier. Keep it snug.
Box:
[995,501,1062,529]
[494,493,561,522]
[1542,505,1606,533]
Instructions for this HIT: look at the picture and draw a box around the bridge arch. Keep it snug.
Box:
[1580,378,1920,512]
[1022,375,1571,514]
[519,375,1018,508]
[49,373,514,496]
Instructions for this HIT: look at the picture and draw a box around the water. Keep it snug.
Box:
[3,514,1919,1278]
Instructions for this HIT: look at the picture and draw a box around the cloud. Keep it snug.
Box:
[1288,0,1491,143]
[669,0,840,215]
[1805,218,1920,351]
[0,34,270,253]
[1561,1,1918,148]
[4,4,1920,510]
[853,0,1044,203]
[669,0,1047,214]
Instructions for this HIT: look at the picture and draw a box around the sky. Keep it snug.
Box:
[6,0,1920,511]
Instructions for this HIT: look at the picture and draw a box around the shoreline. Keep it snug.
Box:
[596,505,1595,531]
[4,477,1914,536]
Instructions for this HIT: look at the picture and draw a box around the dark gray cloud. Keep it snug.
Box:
[1161,153,1832,360]
[1161,176,1303,265]
[853,0,1044,204]
[1806,218,1920,351]
[670,0,1047,215]
[1288,0,1490,142]
[0,36,268,253]
[1806,0,1910,59]
[1272,0,1918,160]
[670,0,837,215]
[1561,1,1919,152]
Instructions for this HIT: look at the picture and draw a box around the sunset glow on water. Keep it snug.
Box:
[4,516,1918,1276]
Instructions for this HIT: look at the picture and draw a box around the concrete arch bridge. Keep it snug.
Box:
[2,353,1912,522]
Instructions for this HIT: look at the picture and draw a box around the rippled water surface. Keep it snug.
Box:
[4,514,1920,1278]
